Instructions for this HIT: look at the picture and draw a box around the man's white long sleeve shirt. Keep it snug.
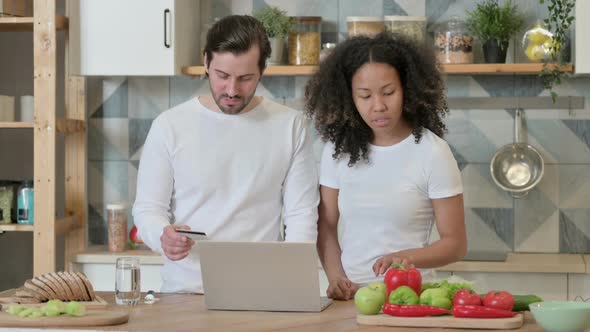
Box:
[132,97,319,293]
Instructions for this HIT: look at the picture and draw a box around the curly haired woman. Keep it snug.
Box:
[305,32,466,301]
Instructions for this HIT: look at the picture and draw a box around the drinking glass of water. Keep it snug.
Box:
[115,257,141,305]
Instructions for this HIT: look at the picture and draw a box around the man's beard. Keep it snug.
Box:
[214,93,255,115]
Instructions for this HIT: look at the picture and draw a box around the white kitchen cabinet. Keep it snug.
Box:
[574,0,590,74]
[69,0,200,76]
[452,272,567,301]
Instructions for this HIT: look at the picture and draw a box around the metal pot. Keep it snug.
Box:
[490,109,544,198]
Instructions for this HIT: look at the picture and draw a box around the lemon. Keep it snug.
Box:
[526,24,552,45]
[525,44,546,62]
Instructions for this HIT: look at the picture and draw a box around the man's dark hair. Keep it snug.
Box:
[203,15,271,74]
[304,32,449,167]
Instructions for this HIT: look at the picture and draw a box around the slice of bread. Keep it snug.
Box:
[43,273,67,300]
[61,271,85,301]
[69,271,91,301]
[0,296,42,304]
[75,272,96,301]
[56,271,76,301]
[36,274,60,299]
[14,287,42,300]
[51,272,75,301]
[23,280,50,301]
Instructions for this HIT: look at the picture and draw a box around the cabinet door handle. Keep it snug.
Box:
[164,9,171,48]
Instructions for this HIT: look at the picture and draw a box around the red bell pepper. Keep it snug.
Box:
[452,305,517,318]
[384,264,422,297]
[383,303,449,317]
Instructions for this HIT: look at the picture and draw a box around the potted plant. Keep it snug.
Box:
[253,6,293,65]
[466,0,525,63]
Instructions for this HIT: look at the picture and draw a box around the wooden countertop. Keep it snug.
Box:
[438,253,586,274]
[87,292,544,332]
[75,248,589,274]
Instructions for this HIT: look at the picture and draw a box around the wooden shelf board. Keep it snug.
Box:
[0,15,68,32]
[0,224,34,232]
[441,63,574,74]
[182,65,318,77]
[182,63,574,77]
[0,122,33,128]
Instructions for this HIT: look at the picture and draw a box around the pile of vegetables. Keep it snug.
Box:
[354,264,543,318]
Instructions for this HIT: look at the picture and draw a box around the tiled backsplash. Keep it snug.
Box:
[87,0,590,256]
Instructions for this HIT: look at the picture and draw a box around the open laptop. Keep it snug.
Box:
[198,241,332,312]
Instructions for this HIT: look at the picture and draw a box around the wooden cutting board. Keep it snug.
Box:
[0,308,129,327]
[357,313,524,330]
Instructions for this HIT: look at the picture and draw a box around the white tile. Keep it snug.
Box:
[568,274,590,302]
[461,165,513,208]
[128,77,169,119]
[465,209,511,253]
[515,210,559,253]
[455,272,567,301]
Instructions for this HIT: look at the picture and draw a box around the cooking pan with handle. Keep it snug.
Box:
[490,109,544,198]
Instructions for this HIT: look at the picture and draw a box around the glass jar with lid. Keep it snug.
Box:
[288,16,322,65]
[434,16,473,64]
[347,16,385,37]
[384,16,426,44]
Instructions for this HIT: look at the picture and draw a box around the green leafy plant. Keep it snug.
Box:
[539,0,576,102]
[253,6,293,39]
[466,0,525,48]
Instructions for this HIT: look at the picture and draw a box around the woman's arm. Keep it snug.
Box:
[373,194,466,275]
[317,185,357,299]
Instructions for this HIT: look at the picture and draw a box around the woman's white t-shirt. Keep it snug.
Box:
[319,129,463,285]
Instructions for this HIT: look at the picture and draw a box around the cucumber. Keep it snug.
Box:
[512,294,543,311]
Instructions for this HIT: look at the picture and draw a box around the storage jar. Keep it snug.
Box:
[107,203,128,252]
[384,16,426,44]
[347,16,385,37]
[288,16,322,65]
[434,16,473,64]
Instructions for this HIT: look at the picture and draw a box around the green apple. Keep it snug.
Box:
[354,286,385,315]
[367,281,387,304]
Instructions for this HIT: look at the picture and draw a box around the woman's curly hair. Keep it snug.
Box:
[304,31,448,167]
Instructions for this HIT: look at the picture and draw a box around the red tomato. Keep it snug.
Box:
[453,289,482,306]
[483,290,514,311]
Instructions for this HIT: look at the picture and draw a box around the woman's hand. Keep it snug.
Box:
[372,254,413,276]
[160,225,195,261]
[327,276,359,300]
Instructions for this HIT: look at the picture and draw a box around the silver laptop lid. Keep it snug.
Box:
[199,241,329,312]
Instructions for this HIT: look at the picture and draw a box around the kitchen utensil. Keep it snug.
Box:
[357,312,524,329]
[490,109,544,198]
[529,301,590,332]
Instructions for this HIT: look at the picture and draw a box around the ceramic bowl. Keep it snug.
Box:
[529,301,590,332]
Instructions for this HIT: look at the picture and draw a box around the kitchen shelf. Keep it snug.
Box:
[182,65,317,77]
[0,224,34,232]
[0,15,68,32]
[0,122,33,128]
[442,63,573,74]
[182,63,574,77]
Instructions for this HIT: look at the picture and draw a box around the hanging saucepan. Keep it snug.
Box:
[490,109,544,198]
